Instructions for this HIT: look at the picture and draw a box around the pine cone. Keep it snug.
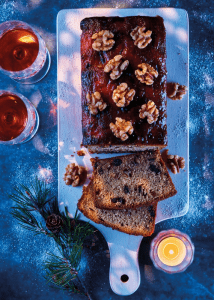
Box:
[46,214,63,233]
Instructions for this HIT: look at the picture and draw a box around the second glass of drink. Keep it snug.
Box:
[0,90,39,145]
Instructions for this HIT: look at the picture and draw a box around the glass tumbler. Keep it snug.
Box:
[150,229,194,274]
[0,90,39,145]
[0,20,51,84]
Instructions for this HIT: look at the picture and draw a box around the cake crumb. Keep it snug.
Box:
[77,150,85,156]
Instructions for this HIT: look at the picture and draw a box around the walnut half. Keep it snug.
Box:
[63,163,87,187]
[130,26,152,49]
[135,63,158,85]
[104,55,129,80]
[110,117,134,141]
[167,82,187,100]
[86,92,107,115]
[166,150,185,174]
[139,100,159,124]
[112,83,135,107]
[92,30,115,51]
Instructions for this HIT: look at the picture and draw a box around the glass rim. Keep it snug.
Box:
[0,20,40,41]
[0,90,30,104]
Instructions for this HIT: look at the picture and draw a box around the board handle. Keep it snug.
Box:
[108,242,141,296]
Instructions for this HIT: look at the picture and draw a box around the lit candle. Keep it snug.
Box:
[157,237,187,266]
[150,229,194,273]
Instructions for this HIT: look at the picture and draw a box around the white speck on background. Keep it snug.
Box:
[203,115,210,136]
[204,74,214,87]
[202,195,214,210]
[37,166,54,183]
[29,0,44,8]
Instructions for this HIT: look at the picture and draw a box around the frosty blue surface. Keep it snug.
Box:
[0,0,213,300]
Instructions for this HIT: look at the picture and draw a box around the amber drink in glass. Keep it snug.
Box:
[0,91,39,144]
[0,21,50,84]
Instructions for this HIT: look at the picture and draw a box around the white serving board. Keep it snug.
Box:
[57,8,189,296]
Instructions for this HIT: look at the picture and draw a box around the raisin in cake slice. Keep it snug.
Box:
[81,16,167,153]
[92,150,177,210]
[78,181,157,236]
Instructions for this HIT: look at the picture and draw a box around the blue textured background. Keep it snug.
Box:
[0,0,213,299]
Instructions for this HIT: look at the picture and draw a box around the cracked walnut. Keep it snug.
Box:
[167,82,187,100]
[130,26,152,49]
[139,100,159,124]
[135,63,158,85]
[112,83,135,107]
[92,30,115,51]
[63,163,87,187]
[110,117,134,141]
[86,92,107,115]
[166,150,185,174]
[104,55,129,80]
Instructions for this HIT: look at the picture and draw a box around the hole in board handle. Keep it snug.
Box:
[121,274,129,282]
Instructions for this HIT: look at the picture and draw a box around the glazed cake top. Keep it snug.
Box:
[81,16,167,148]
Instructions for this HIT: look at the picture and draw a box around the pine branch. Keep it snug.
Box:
[11,206,48,235]
[10,178,95,298]
[74,207,80,220]
[43,196,61,218]
[72,223,94,246]
[44,252,81,294]
[9,178,53,214]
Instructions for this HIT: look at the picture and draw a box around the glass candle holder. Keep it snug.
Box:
[0,20,51,84]
[150,229,194,274]
[0,90,39,145]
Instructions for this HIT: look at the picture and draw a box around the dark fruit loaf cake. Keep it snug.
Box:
[81,16,167,153]
[77,181,157,236]
[92,149,177,210]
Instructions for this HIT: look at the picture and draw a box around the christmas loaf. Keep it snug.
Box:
[81,16,167,153]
